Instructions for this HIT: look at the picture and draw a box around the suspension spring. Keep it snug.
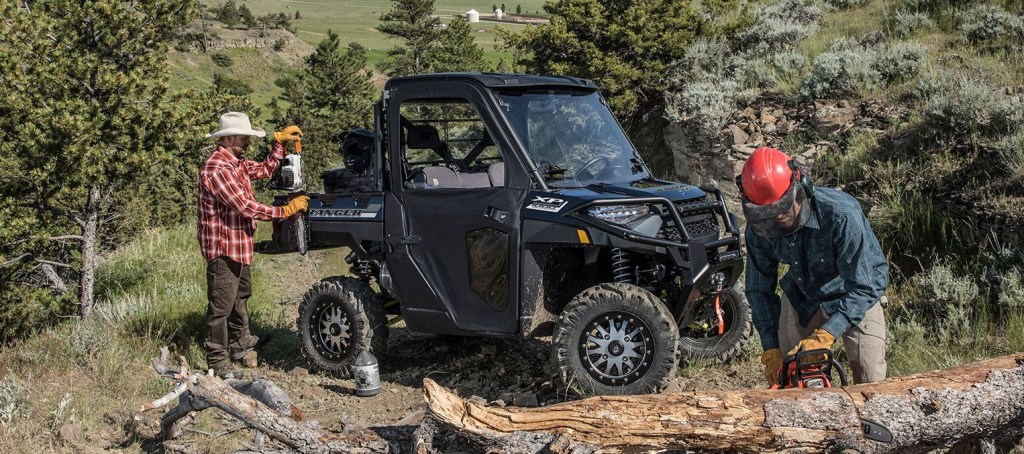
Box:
[355,259,374,281]
[611,248,632,283]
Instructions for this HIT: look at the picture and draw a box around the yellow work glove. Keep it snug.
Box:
[274,125,303,144]
[281,195,309,218]
[761,348,783,386]
[787,329,835,357]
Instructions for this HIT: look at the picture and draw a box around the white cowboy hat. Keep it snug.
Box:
[206,112,266,138]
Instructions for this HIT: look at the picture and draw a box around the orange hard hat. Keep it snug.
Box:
[740,147,794,205]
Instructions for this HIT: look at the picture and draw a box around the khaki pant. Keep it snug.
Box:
[779,293,888,384]
[204,256,253,370]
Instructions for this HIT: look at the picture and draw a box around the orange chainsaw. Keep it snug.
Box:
[771,348,849,389]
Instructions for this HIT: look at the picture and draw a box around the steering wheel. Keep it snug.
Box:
[574,156,611,181]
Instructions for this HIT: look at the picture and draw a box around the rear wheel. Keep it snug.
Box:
[297,277,388,377]
[678,287,751,363]
[553,283,679,396]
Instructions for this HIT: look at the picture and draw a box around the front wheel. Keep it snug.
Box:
[297,277,388,377]
[553,283,679,396]
[678,287,751,364]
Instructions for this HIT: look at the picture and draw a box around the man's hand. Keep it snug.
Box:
[761,348,782,385]
[787,329,835,356]
[274,125,303,144]
[282,195,309,218]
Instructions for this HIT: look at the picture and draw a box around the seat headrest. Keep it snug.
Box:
[406,124,442,150]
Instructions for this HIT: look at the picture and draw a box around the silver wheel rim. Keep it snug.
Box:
[579,311,654,385]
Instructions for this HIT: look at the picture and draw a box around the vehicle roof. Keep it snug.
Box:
[385,72,598,90]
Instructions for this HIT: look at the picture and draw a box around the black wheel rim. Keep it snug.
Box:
[309,296,353,360]
[680,294,736,345]
[578,311,655,386]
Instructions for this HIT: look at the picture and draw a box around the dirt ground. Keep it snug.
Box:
[151,249,763,452]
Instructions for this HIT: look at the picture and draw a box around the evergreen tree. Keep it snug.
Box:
[430,17,487,73]
[238,3,256,28]
[498,0,711,118]
[376,0,442,76]
[277,31,376,189]
[0,0,248,323]
[295,10,301,20]
[517,4,522,14]
[218,0,240,27]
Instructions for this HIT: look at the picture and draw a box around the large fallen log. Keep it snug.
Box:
[424,353,1024,453]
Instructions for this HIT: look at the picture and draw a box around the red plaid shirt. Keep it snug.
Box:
[197,144,285,264]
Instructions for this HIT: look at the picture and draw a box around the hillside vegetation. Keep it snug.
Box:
[1,0,1023,452]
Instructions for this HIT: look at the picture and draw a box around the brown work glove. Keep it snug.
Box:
[281,195,309,218]
[761,348,783,386]
[787,329,835,357]
[274,125,303,144]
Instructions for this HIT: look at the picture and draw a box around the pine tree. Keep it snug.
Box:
[430,17,487,73]
[277,31,376,189]
[0,1,249,322]
[238,4,256,28]
[516,4,522,14]
[376,0,442,76]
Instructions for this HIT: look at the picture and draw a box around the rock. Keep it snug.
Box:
[731,144,757,157]
[512,392,539,407]
[58,423,85,446]
[498,392,515,405]
[241,350,258,368]
[747,132,764,147]
[760,109,777,125]
[288,367,309,377]
[727,124,749,146]
[813,101,858,137]
[480,344,497,356]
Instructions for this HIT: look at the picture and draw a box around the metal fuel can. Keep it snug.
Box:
[354,350,380,397]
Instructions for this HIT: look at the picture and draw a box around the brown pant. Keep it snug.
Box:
[205,256,252,370]
[779,293,888,384]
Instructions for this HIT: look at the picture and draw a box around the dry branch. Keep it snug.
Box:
[424,353,1024,453]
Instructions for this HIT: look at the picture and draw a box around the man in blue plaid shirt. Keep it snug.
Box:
[738,147,888,385]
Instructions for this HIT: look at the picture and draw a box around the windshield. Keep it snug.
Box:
[497,90,648,188]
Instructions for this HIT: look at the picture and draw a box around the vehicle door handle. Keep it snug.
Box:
[486,207,509,224]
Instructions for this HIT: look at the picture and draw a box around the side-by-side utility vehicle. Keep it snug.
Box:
[260,73,751,395]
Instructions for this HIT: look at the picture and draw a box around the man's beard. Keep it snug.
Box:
[230,146,247,158]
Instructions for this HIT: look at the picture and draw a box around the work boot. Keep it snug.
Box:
[213,365,243,380]
[231,333,272,360]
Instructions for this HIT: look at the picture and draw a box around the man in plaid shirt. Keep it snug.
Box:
[200,112,309,377]
[738,147,888,386]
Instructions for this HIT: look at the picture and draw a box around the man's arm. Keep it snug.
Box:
[818,211,889,339]
[744,228,783,351]
[204,166,284,221]
[242,142,286,180]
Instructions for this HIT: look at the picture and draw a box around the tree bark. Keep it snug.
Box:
[78,185,100,318]
[424,353,1024,453]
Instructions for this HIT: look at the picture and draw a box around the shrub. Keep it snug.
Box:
[211,52,234,67]
[664,79,740,142]
[886,9,936,37]
[212,73,254,96]
[995,129,1024,175]
[0,374,27,426]
[736,0,824,53]
[957,4,1024,44]
[71,321,110,363]
[800,39,926,98]
[273,38,286,51]
[825,0,869,9]
[913,263,979,339]
[918,73,1023,141]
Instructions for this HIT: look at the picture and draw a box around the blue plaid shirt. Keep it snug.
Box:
[744,187,889,351]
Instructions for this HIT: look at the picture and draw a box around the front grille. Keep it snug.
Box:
[657,198,720,242]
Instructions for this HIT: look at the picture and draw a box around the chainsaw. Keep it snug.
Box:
[771,348,849,389]
[268,140,309,255]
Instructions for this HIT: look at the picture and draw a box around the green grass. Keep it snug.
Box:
[798,0,889,58]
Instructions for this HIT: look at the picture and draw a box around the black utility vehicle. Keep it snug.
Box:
[262,73,751,395]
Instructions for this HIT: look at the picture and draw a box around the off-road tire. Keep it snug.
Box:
[678,287,752,364]
[553,283,680,396]
[297,276,388,378]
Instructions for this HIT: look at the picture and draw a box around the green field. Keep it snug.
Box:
[203,0,550,65]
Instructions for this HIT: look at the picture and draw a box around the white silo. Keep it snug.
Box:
[495,8,503,20]
[466,9,480,22]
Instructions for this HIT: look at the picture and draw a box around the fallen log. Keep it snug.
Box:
[424,353,1024,453]
[140,347,390,453]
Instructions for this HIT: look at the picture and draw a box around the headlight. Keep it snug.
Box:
[587,204,650,225]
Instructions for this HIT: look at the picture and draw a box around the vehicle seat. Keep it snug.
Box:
[460,172,492,188]
[407,166,462,188]
[487,162,505,187]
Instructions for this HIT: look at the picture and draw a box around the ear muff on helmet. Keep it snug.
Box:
[788,160,814,199]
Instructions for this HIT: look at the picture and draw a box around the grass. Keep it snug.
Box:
[0,220,347,452]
